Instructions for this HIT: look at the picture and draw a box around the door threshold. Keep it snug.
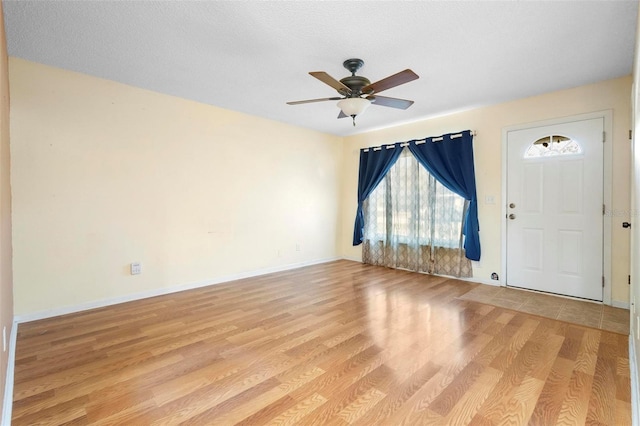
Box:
[506,284,603,304]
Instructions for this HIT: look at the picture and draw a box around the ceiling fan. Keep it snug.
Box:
[287,58,419,126]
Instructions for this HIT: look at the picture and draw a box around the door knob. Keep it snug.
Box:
[623,222,632,228]
[508,214,516,220]
[509,203,516,208]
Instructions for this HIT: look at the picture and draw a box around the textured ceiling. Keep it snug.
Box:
[3,1,638,137]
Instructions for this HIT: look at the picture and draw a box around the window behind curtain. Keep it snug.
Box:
[362,148,472,277]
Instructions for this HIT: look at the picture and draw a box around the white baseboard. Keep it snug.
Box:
[612,300,631,309]
[2,321,17,426]
[456,276,502,286]
[15,256,340,324]
[342,255,497,286]
[341,257,500,287]
[630,335,639,426]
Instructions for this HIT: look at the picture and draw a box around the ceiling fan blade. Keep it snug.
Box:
[337,110,347,119]
[368,95,414,110]
[287,97,342,105]
[362,69,419,94]
[309,71,352,95]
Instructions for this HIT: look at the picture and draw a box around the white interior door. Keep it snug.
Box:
[506,118,604,301]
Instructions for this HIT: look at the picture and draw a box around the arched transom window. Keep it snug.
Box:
[524,135,582,158]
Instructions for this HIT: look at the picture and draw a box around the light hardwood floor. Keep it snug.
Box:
[12,260,631,425]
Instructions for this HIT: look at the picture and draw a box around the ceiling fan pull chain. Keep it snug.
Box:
[352,116,356,126]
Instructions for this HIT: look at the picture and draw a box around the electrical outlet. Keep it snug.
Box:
[130,262,142,275]
[296,243,301,252]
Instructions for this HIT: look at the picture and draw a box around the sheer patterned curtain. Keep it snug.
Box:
[362,148,472,277]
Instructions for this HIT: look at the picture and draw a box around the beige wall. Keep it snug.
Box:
[9,58,343,316]
[0,0,12,411]
[340,76,632,304]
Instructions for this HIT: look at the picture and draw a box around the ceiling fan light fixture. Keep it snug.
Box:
[337,97,371,118]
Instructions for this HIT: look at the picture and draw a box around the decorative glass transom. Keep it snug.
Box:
[524,135,582,158]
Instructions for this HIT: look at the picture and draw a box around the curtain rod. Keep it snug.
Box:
[364,130,477,152]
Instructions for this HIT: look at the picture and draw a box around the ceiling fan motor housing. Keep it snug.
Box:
[339,58,372,97]
[339,75,371,97]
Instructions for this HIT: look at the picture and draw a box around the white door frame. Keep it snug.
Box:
[501,110,613,305]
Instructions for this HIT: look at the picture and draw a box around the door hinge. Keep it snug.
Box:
[630,129,633,140]
[629,275,631,285]
[603,204,606,215]
[603,131,606,143]
[602,276,605,288]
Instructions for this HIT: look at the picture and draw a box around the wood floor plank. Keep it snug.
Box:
[234,395,298,426]
[475,336,548,423]
[529,355,575,424]
[11,260,630,425]
[428,360,486,416]
[440,366,503,425]
[557,370,595,425]
[267,392,328,426]
[296,365,396,426]
[350,361,440,425]
[498,375,546,425]
[616,398,633,426]
[586,344,618,424]
[334,386,387,423]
